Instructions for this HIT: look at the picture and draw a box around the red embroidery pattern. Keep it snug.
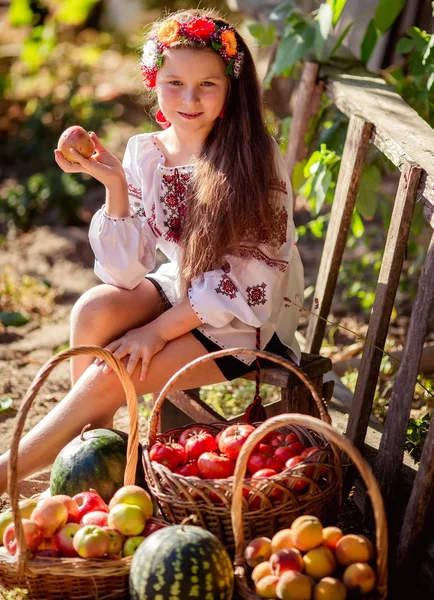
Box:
[270,178,288,195]
[148,202,162,238]
[246,282,267,306]
[215,274,238,299]
[128,184,142,200]
[243,206,288,246]
[238,246,288,272]
[160,168,191,243]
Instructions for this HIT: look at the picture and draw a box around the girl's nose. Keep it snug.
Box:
[182,87,199,104]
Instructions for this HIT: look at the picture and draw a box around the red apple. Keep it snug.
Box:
[81,510,109,527]
[143,519,167,537]
[270,548,304,575]
[51,494,80,523]
[122,535,145,557]
[72,525,109,558]
[30,497,68,538]
[73,491,108,521]
[102,526,125,555]
[108,485,153,519]
[54,522,80,557]
[38,538,57,551]
[3,519,43,555]
[57,126,95,163]
[108,503,146,536]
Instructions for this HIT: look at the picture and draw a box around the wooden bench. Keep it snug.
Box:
[160,352,333,432]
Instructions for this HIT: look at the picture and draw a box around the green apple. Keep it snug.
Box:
[108,485,153,519]
[0,511,13,545]
[122,536,145,557]
[107,503,145,536]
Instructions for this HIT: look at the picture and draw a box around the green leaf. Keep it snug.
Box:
[422,34,434,64]
[315,3,333,59]
[273,22,316,76]
[269,1,298,22]
[0,311,30,327]
[8,0,33,26]
[396,36,416,55]
[313,166,332,214]
[330,19,354,56]
[427,72,434,91]
[356,164,382,219]
[374,0,406,34]
[0,396,13,412]
[327,0,348,26]
[292,160,307,193]
[361,19,379,64]
[54,0,100,26]
[351,208,365,238]
[248,23,276,47]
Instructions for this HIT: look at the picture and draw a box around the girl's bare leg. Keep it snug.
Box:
[0,333,225,494]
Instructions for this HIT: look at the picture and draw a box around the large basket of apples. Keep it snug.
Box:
[231,413,388,600]
[0,345,168,600]
[143,348,343,553]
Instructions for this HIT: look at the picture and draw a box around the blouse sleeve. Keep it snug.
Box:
[188,140,295,328]
[88,136,157,290]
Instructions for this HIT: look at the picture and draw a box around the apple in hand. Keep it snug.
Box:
[102,526,125,555]
[81,510,109,527]
[73,525,109,558]
[122,536,145,557]
[51,494,80,523]
[108,485,153,520]
[107,503,145,537]
[30,497,68,538]
[54,522,81,557]
[57,126,95,163]
[73,491,108,522]
[3,519,43,555]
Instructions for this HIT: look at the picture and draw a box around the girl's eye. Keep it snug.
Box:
[169,80,182,86]
[202,81,215,87]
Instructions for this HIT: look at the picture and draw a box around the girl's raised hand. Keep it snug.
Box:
[54,132,125,189]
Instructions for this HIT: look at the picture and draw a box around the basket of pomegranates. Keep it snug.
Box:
[0,345,168,600]
[231,413,388,600]
[142,348,343,553]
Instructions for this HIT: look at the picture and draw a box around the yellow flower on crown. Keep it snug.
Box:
[157,20,181,45]
[220,29,237,56]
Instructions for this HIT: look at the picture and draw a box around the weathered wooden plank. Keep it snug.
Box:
[346,162,422,450]
[285,61,325,180]
[380,231,434,565]
[162,389,226,431]
[305,116,373,354]
[241,353,332,388]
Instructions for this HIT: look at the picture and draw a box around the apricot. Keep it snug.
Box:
[271,528,294,552]
[255,574,279,598]
[303,545,336,579]
[313,577,347,600]
[275,570,312,600]
[251,561,273,584]
[342,562,376,595]
[245,536,272,567]
[291,515,323,552]
[322,526,343,550]
[57,126,95,163]
[335,534,374,567]
[270,547,303,575]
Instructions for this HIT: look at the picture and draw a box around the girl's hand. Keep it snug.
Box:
[96,324,168,381]
[54,132,125,189]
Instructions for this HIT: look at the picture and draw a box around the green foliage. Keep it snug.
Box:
[404,412,431,464]
[200,380,280,419]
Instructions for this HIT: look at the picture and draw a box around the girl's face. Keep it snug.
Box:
[156,48,229,137]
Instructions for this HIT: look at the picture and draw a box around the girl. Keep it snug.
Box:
[0,8,304,494]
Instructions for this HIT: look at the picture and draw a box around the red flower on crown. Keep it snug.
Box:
[141,65,157,88]
[184,17,216,41]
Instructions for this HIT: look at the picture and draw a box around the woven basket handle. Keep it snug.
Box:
[7,345,139,572]
[146,347,331,447]
[231,414,388,600]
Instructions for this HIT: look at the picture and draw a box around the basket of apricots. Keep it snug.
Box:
[231,414,388,600]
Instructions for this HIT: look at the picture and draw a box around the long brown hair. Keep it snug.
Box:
[145,9,281,293]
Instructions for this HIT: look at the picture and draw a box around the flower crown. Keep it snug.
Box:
[141,16,244,88]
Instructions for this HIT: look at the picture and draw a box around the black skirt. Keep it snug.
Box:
[146,275,292,381]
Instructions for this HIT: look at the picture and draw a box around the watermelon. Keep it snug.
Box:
[50,427,148,503]
[129,525,234,600]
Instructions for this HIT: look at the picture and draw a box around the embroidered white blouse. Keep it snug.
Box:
[88,132,304,366]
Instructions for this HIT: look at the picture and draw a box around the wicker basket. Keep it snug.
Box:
[231,413,388,600]
[0,344,165,600]
[143,347,343,553]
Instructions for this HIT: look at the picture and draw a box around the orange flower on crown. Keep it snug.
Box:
[157,20,181,45]
[220,29,237,56]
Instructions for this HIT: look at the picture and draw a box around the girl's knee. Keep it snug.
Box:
[70,285,119,333]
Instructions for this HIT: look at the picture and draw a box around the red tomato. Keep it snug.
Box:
[301,446,328,476]
[274,442,305,463]
[228,476,250,500]
[173,461,200,477]
[265,456,284,473]
[284,456,310,491]
[149,442,186,469]
[247,453,267,475]
[218,424,255,460]
[268,434,285,447]
[253,443,273,455]
[178,426,214,447]
[197,452,235,479]
[251,468,278,479]
[284,432,300,445]
[184,431,217,460]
